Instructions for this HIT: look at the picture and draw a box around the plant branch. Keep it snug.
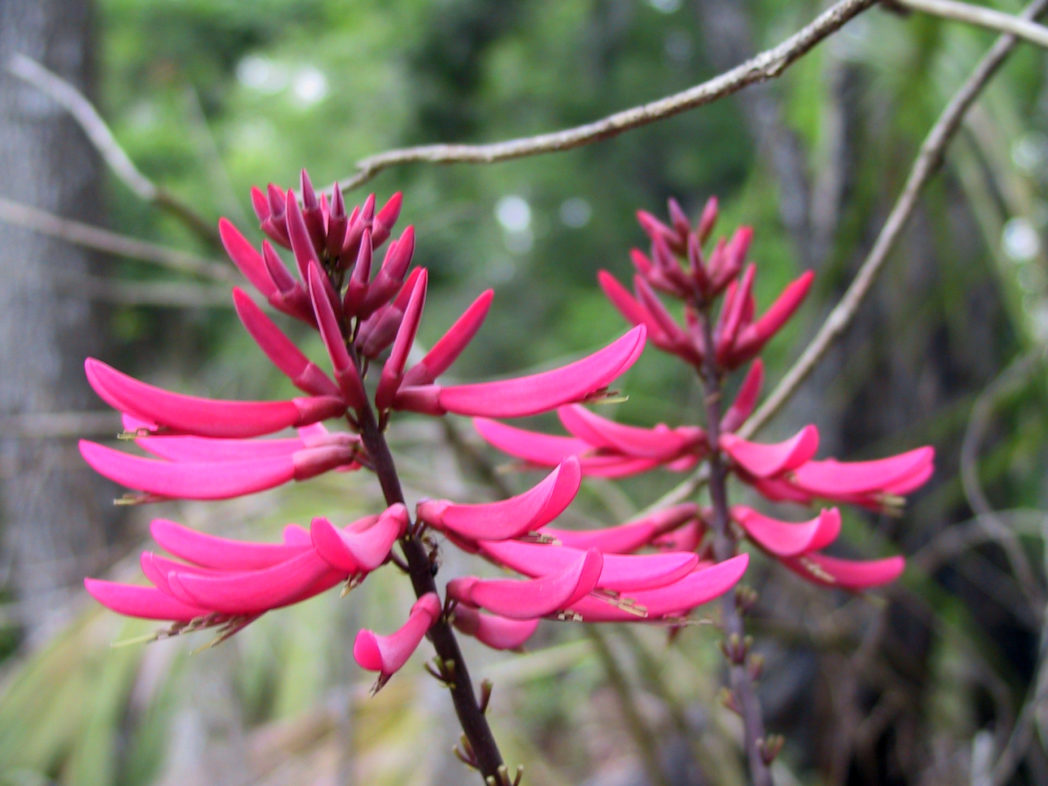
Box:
[5,54,220,246]
[741,0,1048,440]
[352,380,507,783]
[895,0,1048,48]
[0,197,235,282]
[697,309,773,786]
[336,0,877,192]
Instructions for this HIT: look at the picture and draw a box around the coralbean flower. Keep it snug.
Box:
[86,507,407,639]
[82,177,743,697]
[477,196,933,593]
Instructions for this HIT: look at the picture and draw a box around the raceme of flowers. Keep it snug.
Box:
[81,172,752,685]
[475,196,933,590]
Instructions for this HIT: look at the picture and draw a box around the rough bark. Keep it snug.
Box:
[0,0,119,642]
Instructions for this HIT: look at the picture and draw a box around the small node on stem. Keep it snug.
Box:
[718,686,741,715]
[719,632,750,664]
[512,764,525,786]
[759,734,785,765]
[479,678,494,715]
[735,584,759,615]
[453,739,479,770]
[748,653,765,682]
[496,764,511,786]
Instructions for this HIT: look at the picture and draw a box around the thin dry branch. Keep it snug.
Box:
[0,197,235,282]
[897,0,1048,48]
[5,54,219,245]
[337,0,878,192]
[741,0,1048,439]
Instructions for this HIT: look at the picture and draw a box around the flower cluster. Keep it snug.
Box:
[81,173,751,685]
[474,197,934,590]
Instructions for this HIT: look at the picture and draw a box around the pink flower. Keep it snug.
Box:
[354,593,442,691]
[416,458,582,544]
[473,406,705,478]
[724,428,935,513]
[82,183,647,503]
[85,506,407,638]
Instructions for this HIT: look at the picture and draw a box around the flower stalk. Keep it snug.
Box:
[352,361,508,782]
[697,300,774,786]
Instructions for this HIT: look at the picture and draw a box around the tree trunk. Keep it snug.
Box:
[0,0,120,643]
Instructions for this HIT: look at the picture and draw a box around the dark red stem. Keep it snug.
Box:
[353,387,507,783]
[697,306,774,786]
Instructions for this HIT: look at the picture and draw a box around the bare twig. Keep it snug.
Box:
[68,276,232,307]
[6,54,219,245]
[0,197,235,282]
[960,351,1044,606]
[742,0,1048,439]
[337,0,878,192]
[897,0,1048,48]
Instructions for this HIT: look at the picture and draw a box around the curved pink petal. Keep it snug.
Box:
[372,192,404,248]
[85,359,345,438]
[131,432,304,463]
[150,519,309,570]
[353,592,440,676]
[557,405,702,460]
[783,552,904,589]
[140,552,219,597]
[720,425,819,478]
[359,227,415,317]
[721,359,764,433]
[285,188,321,281]
[310,506,407,572]
[396,326,646,418]
[715,264,756,360]
[233,287,340,397]
[789,447,934,497]
[542,503,699,553]
[473,418,588,466]
[307,264,367,411]
[653,519,707,552]
[728,271,814,365]
[417,458,581,541]
[375,269,428,411]
[577,455,665,478]
[449,549,603,619]
[219,218,278,299]
[480,540,698,592]
[597,270,668,344]
[633,275,690,351]
[81,441,294,500]
[451,605,539,651]
[84,578,208,622]
[80,441,355,500]
[169,551,341,614]
[731,506,841,557]
[401,289,494,388]
[565,554,748,622]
